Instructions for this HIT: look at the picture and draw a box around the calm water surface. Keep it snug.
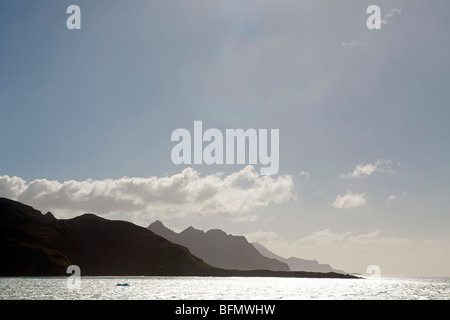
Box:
[1,276,449,300]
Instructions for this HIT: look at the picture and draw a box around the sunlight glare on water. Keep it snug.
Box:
[1,277,449,300]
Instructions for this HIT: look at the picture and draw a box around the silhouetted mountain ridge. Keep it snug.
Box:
[0,198,357,278]
[0,198,215,276]
[252,242,346,274]
[148,221,290,271]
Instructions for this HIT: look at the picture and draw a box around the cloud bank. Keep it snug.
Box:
[0,166,294,225]
[340,159,394,179]
[332,190,366,209]
[245,227,450,277]
[246,228,412,252]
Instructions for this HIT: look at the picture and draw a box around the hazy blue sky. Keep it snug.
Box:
[1,0,449,277]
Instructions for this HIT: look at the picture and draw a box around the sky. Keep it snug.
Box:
[1,0,450,277]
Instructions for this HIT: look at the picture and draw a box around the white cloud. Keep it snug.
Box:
[296,229,411,248]
[246,228,420,276]
[341,159,394,179]
[246,228,450,277]
[332,190,366,209]
[246,228,413,256]
[0,175,27,199]
[381,8,402,25]
[0,166,294,226]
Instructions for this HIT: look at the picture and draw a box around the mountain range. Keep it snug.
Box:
[252,242,345,274]
[148,221,345,274]
[148,221,289,271]
[0,197,356,278]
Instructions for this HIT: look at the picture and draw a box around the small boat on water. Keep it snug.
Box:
[116,283,130,287]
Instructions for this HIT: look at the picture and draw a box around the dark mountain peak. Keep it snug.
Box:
[180,226,204,236]
[44,212,56,220]
[149,220,165,228]
[185,226,199,232]
[147,220,179,243]
[205,229,227,237]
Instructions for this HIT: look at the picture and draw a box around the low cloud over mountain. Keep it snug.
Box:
[0,166,294,225]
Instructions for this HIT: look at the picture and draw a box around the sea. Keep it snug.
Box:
[1,276,449,300]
